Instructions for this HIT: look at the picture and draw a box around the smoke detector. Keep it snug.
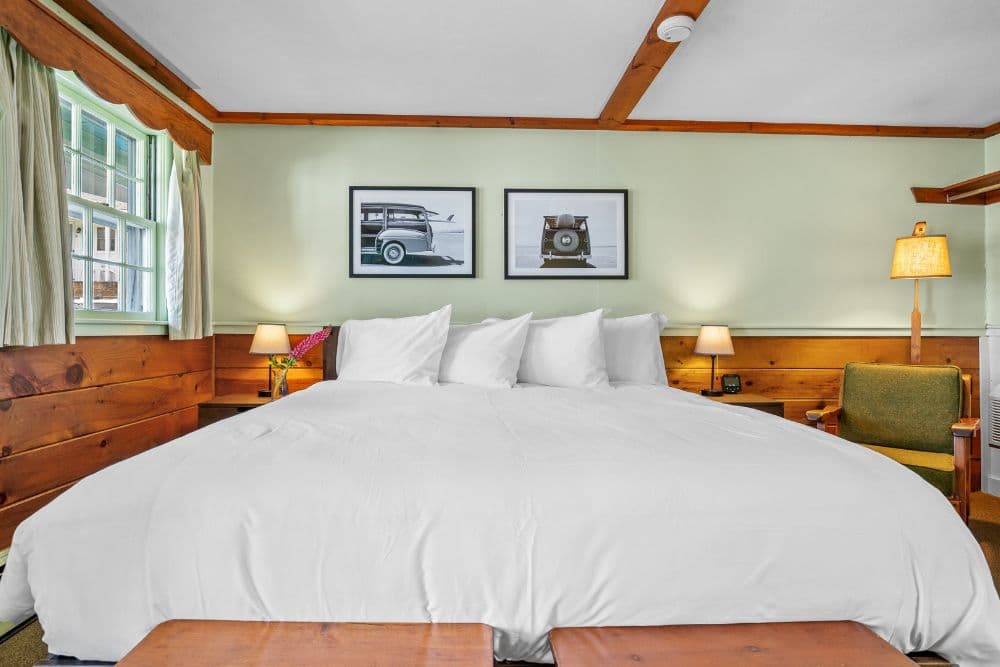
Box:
[657,14,696,43]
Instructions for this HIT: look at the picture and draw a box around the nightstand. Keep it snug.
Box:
[708,392,785,418]
[198,393,271,428]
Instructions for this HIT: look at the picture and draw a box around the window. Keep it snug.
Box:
[59,78,161,316]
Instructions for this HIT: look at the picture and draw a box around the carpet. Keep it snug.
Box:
[2,492,1000,666]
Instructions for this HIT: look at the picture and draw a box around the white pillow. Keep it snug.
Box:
[438,314,532,387]
[337,305,452,385]
[488,310,609,388]
[602,313,669,385]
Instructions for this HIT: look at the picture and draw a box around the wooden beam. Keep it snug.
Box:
[598,0,710,127]
[50,0,219,122]
[621,119,986,139]
[912,169,1000,206]
[0,0,213,163]
[213,112,600,130]
[983,120,1000,138]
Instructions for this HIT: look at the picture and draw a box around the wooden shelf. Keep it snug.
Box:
[912,170,1000,206]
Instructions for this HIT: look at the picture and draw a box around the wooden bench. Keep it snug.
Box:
[117,620,494,666]
[550,621,917,666]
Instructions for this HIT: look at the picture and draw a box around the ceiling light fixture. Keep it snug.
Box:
[656,14,696,43]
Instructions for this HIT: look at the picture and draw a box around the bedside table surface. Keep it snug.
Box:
[200,393,272,409]
[709,392,782,405]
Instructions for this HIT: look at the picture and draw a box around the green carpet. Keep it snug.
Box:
[2,492,1000,666]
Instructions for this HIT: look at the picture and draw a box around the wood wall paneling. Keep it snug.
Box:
[214,334,323,396]
[0,406,197,508]
[0,336,212,548]
[0,0,213,163]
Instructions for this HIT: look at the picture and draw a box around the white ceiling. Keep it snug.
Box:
[89,0,664,117]
[91,0,1000,127]
[632,0,1000,127]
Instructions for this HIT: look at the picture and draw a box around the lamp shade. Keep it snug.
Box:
[891,222,951,279]
[249,323,291,355]
[694,325,734,356]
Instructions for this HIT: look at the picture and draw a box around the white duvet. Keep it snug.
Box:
[2,381,1000,664]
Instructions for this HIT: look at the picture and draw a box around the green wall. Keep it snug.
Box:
[212,125,986,333]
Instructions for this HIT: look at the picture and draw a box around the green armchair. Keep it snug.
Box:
[806,362,979,523]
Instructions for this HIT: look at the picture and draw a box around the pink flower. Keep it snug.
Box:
[290,326,332,361]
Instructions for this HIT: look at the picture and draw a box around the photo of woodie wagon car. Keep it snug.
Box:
[359,202,452,265]
[541,213,591,261]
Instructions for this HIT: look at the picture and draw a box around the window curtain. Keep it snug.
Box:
[165,144,211,340]
[0,29,74,348]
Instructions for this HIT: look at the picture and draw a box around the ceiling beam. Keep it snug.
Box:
[49,0,220,122]
[619,119,985,139]
[598,0,710,128]
[212,112,601,130]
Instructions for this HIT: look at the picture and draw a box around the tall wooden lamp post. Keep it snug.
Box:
[890,222,951,364]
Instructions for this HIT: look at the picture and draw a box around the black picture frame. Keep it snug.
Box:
[504,188,628,279]
[349,186,476,278]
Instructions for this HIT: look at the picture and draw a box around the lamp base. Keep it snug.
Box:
[701,389,724,397]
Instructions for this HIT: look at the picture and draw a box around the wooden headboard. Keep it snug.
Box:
[321,326,340,381]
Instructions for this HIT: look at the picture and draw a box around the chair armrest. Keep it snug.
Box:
[805,405,842,423]
[952,418,981,437]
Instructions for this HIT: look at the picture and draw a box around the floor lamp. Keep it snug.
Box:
[891,222,951,364]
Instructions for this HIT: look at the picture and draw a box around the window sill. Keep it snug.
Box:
[74,319,168,336]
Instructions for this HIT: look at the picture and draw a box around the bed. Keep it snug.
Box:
[1,379,999,664]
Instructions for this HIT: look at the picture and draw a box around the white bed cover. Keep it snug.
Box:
[1,381,998,664]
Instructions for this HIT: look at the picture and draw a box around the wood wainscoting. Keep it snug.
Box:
[214,334,324,395]
[0,336,213,547]
[212,333,979,423]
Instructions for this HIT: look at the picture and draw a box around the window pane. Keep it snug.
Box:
[92,263,119,311]
[71,258,85,310]
[63,147,73,191]
[80,110,107,160]
[114,174,137,214]
[92,211,120,262]
[124,269,151,313]
[115,131,137,175]
[59,99,72,146]
[68,203,86,255]
[80,156,108,204]
[125,222,151,267]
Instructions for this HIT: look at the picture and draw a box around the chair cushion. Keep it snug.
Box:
[861,444,955,496]
[839,362,962,454]
[861,444,954,472]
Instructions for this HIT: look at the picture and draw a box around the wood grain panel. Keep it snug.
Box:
[669,369,844,399]
[662,336,978,370]
[0,0,213,162]
[0,482,73,547]
[0,336,211,400]
[0,370,212,456]
[214,368,323,396]
[0,407,197,507]
[214,334,323,369]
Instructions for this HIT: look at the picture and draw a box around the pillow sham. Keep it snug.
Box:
[438,313,532,387]
[488,309,609,388]
[602,313,669,385]
[336,305,452,385]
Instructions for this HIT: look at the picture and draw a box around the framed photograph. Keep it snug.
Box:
[504,189,627,279]
[349,186,475,277]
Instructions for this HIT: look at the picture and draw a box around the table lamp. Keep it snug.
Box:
[250,323,291,398]
[694,325,734,396]
[891,222,951,364]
